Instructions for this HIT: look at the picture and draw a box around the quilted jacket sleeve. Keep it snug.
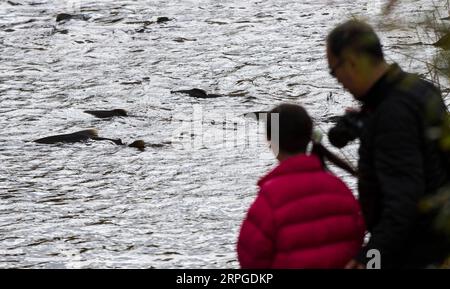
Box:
[237,190,276,268]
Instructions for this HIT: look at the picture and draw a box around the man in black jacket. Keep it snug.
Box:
[326,19,449,268]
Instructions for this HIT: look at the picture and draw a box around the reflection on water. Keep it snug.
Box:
[0,0,444,268]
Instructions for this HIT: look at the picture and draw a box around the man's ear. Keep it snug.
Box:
[343,50,358,69]
[355,53,375,78]
[344,51,372,78]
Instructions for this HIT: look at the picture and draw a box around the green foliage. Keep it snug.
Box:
[434,32,450,50]
[420,187,450,237]
[439,114,450,151]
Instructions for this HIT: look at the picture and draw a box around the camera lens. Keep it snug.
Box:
[327,111,363,148]
[328,125,352,148]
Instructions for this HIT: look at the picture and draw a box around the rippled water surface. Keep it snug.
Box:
[0,0,447,268]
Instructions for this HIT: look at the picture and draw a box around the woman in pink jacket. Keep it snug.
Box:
[237,104,365,268]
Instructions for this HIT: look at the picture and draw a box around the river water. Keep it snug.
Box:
[0,0,447,268]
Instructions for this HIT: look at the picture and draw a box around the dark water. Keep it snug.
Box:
[0,0,446,268]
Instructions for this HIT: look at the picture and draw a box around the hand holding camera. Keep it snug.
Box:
[328,110,365,148]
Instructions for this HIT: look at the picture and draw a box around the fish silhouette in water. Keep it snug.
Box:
[33,129,145,151]
[34,129,100,144]
[56,13,89,22]
[171,88,222,99]
[127,140,146,151]
[84,109,128,118]
[156,17,171,24]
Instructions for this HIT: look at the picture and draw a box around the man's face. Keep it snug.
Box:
[326,45,363,99]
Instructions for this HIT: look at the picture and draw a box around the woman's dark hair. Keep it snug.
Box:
[266,103,357,176]
[266,104,312,154]
[327,19,384,62]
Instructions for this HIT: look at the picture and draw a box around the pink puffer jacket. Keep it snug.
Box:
[237,154,365,268]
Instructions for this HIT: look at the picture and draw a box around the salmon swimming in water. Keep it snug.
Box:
[33,129,145,151]
[171,88,222,99]
[84,109,128,119]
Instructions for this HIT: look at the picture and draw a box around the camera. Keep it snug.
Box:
[328,111,364,148]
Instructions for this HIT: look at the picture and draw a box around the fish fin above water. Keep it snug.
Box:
[84,109,127,118]
[128,140,145,151]
[171,88,208,98]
